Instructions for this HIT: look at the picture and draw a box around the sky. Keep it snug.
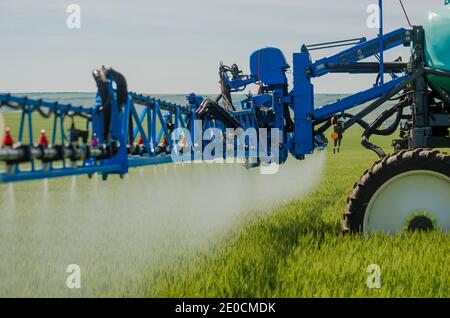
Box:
[0,0,445,94]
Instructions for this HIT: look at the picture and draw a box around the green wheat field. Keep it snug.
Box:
[0,106,449,298]
[141,131,450,298]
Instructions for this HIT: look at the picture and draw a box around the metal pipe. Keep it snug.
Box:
[0,143,117,164]
[0,147,26,162]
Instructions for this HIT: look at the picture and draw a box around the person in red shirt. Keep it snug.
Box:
[37,129,50,170]
[2,127,15,174]
[2,127,14,147]
[38,129,49,147]
[91,133,99,146]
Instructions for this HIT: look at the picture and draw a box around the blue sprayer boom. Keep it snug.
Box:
[1,1,449,234]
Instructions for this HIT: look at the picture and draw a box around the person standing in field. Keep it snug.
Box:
[2,127,14,147]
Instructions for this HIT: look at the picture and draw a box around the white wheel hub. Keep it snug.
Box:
[363,170,450,234]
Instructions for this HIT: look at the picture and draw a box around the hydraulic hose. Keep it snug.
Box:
[424,67,450,78]
[425,78,450,105]
[343,67,424,131]
[361,98,410,158]
[195,99,242,129]
[315,113,370,135]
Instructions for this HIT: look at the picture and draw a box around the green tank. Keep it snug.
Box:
[424,3,450,93]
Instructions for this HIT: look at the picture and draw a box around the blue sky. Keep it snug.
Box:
[0,0,444,94]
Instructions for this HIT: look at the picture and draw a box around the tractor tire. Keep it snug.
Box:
[343,148,450,234]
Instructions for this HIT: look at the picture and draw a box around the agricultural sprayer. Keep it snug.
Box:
[0,1,449,234]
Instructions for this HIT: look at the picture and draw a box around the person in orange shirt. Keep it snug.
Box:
[330,116,344,154]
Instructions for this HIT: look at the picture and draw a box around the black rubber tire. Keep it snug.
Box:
[343,148,450,234]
